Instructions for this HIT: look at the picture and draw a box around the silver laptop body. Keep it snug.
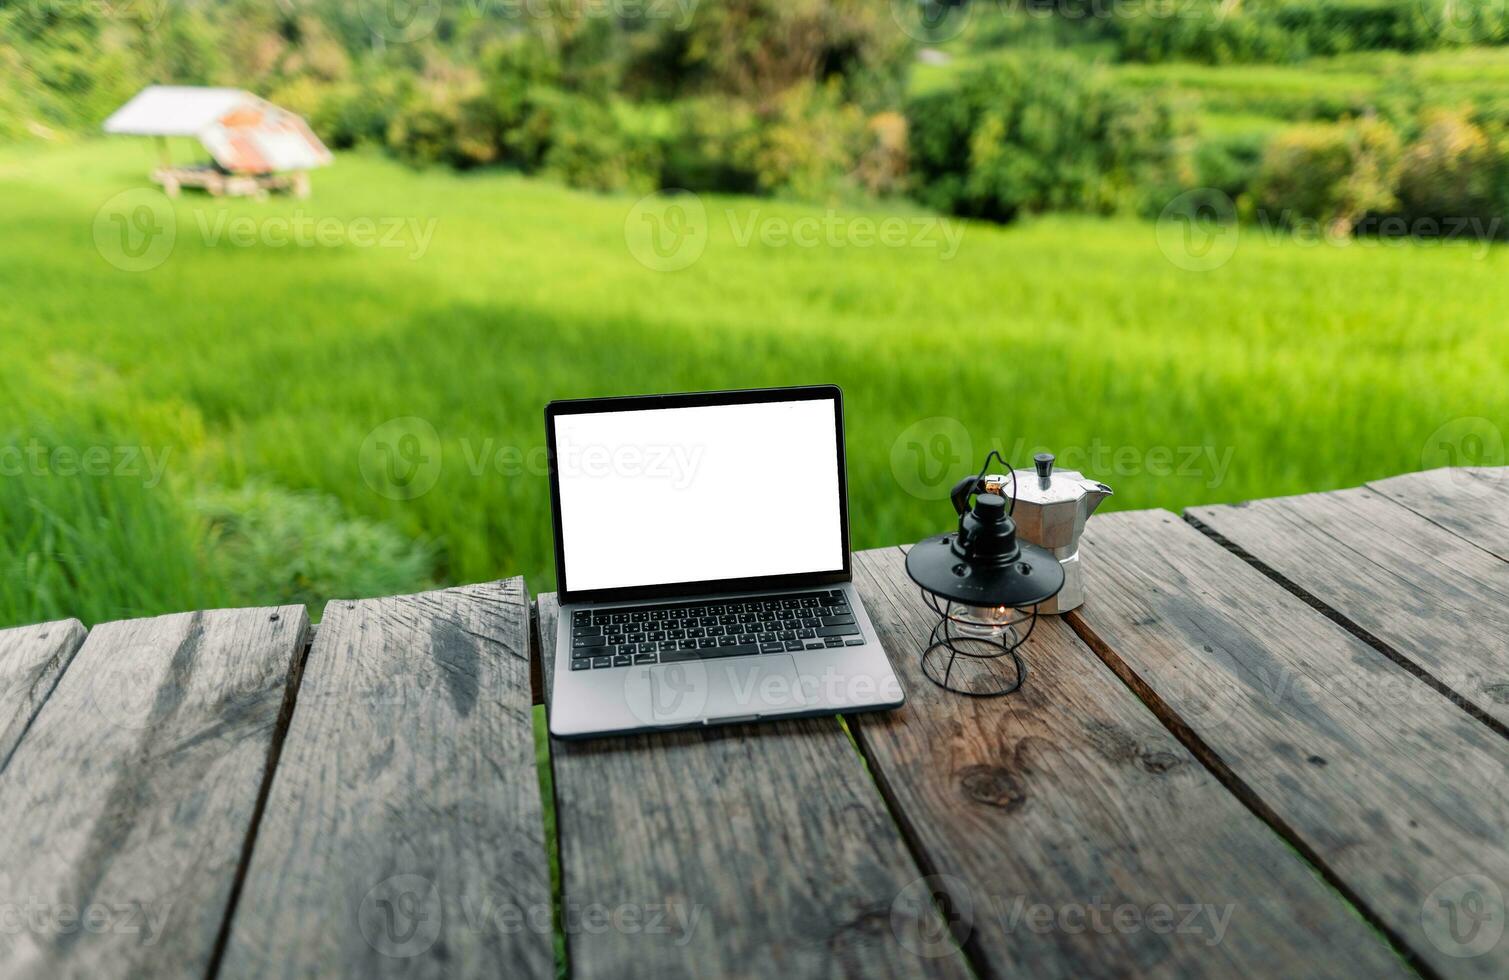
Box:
[545,386,904,739]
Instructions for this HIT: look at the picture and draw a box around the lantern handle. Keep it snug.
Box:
[950,449,1018,527]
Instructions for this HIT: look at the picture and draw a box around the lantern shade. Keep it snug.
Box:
[904,450,1069,697]
[904,483,1066,697]
[905,533,1065,608]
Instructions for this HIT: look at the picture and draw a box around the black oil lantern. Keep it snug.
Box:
[906,451,1065,697]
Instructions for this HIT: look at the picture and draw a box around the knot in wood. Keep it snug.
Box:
[958,764,1027,811]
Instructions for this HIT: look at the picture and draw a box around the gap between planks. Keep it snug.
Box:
[1060,608,1432,980]
[205,622,317,980]
[194,480,1504,980]
[1183,511,1509,745]
[838,546,990,978]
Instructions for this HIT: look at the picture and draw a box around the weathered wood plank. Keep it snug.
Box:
[0,618,87,771]
[1074,510,1509,978]
[1190,482,1509,729]
[849,546,1406,980]
[0,605,309,978]
[1368,466,1509,562]
[539,592,971,980]
[220,579,553,980]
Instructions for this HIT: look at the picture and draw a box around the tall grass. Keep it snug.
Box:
[0,417,222,625]
[1,141,1505,625]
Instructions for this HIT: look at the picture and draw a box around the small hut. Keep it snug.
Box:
[103,85,332,199]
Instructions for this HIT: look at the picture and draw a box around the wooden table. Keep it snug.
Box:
[0,466,1504,979]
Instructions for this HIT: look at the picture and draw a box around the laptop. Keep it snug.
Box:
[545,385,905,738]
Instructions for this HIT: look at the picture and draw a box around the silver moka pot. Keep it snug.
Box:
[1003,453,1112,615]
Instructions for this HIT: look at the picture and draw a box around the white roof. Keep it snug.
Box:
[103,85,332,173]
[103,86,256,136]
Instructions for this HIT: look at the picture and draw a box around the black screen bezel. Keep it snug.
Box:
[545,385,851,605]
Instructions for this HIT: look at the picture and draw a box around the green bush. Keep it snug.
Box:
[478,32,566,168]
[536,93,662,194]
[1195,130,1268,202]
[195,483,433,612]
[748,82,872,200]
[309,74,412,150]
[384,53,663,192]
[660,84,898,200]
[387,86,467,168]
[907,53,1189,222]
[1396,109,1508,230]
[660,97,764,194]
[1117,4,1305,65]
[1106,1,1509,65]
[386,72,512,170]
[852,110,910,198]
[667,0,909,108]
[1252,117,1402,233]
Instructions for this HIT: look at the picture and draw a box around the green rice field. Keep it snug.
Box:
[2,139,1505,626]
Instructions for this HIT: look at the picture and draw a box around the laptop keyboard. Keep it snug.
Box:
[569,589,863,671]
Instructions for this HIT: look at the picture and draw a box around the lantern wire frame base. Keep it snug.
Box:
[917,589,1042,698]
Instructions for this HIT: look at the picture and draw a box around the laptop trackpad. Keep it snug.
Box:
[625,655,807,727]
[704,654,806,721]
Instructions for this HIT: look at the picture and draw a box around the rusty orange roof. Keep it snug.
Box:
[104,86,332,174]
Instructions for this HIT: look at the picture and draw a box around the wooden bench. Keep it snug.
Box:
[154,166,311,199]
[0,466,1504,978]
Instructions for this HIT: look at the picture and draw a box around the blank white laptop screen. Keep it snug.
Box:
[554,398,845,593]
